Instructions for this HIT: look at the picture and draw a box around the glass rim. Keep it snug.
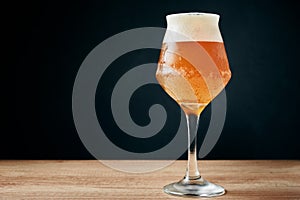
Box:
[166,12,220,19]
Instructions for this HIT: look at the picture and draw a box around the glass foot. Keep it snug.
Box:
[164,177,225,197]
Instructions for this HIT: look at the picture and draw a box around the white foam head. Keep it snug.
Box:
[164,12,223,42]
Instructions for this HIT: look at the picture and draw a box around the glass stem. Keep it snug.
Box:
[185,113,200,180]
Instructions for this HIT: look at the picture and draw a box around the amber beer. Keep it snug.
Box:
[156,14,231,115]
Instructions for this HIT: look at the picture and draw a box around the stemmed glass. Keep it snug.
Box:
[156,13,231,197]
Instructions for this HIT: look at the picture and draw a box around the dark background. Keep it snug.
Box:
[10,0,300,159]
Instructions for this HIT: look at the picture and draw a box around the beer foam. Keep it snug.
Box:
[164,12,223,42]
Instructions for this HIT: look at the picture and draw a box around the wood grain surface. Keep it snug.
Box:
[0,160,299,199]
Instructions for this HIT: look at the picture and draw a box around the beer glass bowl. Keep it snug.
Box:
[156,13,231,197]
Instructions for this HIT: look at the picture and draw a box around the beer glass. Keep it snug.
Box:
[156,13,231,197]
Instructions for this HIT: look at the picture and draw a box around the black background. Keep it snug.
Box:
[11,0,300,159]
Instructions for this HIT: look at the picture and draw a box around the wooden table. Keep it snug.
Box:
[0,160,299,199]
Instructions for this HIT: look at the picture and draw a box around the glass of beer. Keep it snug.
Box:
[156,13,231,197]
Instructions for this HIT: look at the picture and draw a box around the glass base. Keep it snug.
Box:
[163,177,225,198]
